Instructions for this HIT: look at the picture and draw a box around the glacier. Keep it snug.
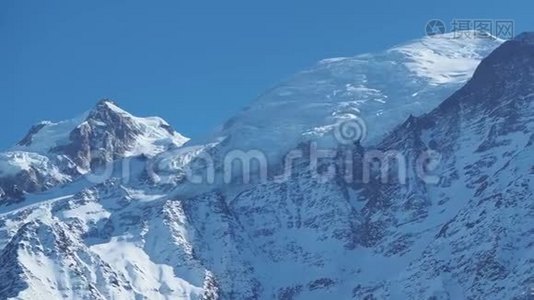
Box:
[194,31,503,164]
[1,31,533,300]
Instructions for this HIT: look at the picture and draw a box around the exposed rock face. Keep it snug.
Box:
[0,100,188,204]
[179,35,534,298]
[345,36,534,299]
[1,33,533,299]
[54,100,146,170]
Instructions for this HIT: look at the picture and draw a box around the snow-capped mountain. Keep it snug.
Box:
[195,31,502,163]
[146,31,502,191]
[346,32,534,299]
[0,100,188,204]
[1,31,533,300]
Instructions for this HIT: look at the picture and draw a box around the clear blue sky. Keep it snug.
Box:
[1,0,533,149]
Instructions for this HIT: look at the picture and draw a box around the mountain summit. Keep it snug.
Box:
[0,100,188,203]
[195,31,503,164]
[0,32,533,299]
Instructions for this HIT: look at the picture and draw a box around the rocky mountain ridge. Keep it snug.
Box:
[0,32,532,299]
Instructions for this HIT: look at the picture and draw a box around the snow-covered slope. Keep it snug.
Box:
[194,31,502,164]
[14,100,188,160]
[347,34,534,299]
[174,33,534,299]
[1,31,533,300]
[0,100,188,204]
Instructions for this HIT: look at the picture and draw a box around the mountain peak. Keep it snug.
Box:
[456,30,534,96]
[87,99,133,123]
[96,98,115,106]
[202,32,502,165]
[58,100,188,169]
[1,99,188,201]
[389,30,503,85]
[513,31,534,45]
[91,99,128,115]
[14,100,187,156]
